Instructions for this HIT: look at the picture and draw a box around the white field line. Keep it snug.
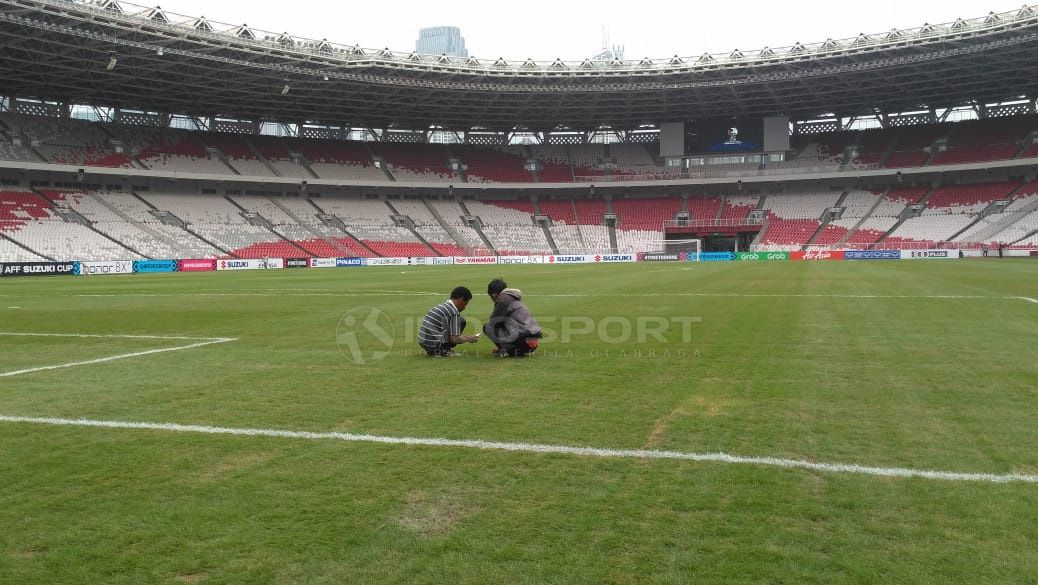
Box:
[0,415,1035,484]
[0,332,232,341]
[50,292,1038,304]
[0,333,237,378]
[534,293,1038,303]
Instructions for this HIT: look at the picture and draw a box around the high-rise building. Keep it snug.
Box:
[416,26,468,58]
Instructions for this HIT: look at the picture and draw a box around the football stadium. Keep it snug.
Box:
[1,0,1038,582]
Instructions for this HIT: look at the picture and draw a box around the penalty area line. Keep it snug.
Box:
[0,335,237,378]
[0,415,1035,485]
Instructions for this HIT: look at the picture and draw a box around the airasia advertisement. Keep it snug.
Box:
[790,250,846,261]
[178,259,217,272]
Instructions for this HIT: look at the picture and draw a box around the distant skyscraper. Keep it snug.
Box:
[416,26,468,57]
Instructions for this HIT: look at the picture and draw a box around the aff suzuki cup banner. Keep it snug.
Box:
[0,261,76,277]
[593,254,636,263]
[178,259,216,272]
[216,259,270,271]
[133,260,178,273]
[76,260,134,276]
[641,253,682,262]
[546,254,594,264]
[453,256,499,265]
[900,249,958,260]
[365,257,408,266]
[845,250,901,260]
[688,252,737,262]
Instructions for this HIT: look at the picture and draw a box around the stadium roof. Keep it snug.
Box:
[1,0,1038,131]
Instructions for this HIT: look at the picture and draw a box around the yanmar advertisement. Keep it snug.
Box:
[453,256,499,265]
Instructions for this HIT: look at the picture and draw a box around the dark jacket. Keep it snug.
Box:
[484,288,542,345]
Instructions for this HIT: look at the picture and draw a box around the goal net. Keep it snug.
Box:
[643,238,702,260]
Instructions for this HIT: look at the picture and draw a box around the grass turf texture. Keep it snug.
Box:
[1,260,1036,584]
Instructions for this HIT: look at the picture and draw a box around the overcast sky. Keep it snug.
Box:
[140,0,1025,61]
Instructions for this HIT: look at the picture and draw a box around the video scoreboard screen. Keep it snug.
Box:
[660,116,789,157]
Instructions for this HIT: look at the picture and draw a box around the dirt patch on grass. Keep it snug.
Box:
[196,451,273,481]
[645,395,731,448]
[17,546,43,559]
[175,571,209,583]
[396,490,478,537]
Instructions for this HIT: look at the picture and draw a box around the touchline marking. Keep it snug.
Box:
[534,293,1038,304]
[70,289,442,298]
[0,415,1034,484]
[0,333,237,378]
[0,332,233,341]
[53,291,1036,304]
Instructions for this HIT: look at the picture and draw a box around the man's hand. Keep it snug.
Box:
[462,335,480,344]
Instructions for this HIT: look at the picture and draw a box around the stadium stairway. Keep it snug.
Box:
[305,199,381,257]
[421,198,472,254]
[834,188,889,248]
[962,197,1038,244]
[805,190,848,247]
[875,185,939,244]
[872,128,902,168]
[209,148,242,175]
[539,221,560,254]
[0,230,54,260]
[945,183,1022,242]
[269,197,356,256]
[87,191,188,253]
[1012,226,1038,245]
[243,138,281,176]
[35,189,149,259]
[457,200,497,253]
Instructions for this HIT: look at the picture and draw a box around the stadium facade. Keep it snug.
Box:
[0,0,1037,264]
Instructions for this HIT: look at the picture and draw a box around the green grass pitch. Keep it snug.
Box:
[1,260,1037,584]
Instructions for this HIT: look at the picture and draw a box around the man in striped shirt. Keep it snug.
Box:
[418,286,480,356]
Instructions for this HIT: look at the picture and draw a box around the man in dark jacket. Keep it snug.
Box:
[484,278,542,357]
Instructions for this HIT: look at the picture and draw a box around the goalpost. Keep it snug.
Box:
[644,238,702,261]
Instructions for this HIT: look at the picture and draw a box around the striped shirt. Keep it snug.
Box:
[418,300,461,351]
